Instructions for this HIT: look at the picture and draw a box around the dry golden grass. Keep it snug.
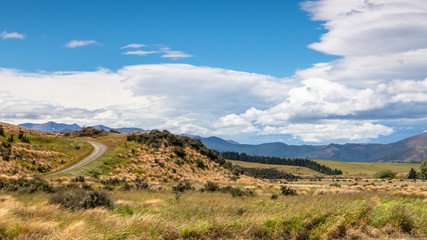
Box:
[97,144,264,186]
[0,188,425,240]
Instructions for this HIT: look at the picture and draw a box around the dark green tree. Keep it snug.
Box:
[420,158,427,180]
[7,134,14,143]
[408,168,417,179]
[0,125,4,137]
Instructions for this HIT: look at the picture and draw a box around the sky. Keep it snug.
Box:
[1,0,427,145]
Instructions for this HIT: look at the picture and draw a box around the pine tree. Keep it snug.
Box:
[0,125,4,137]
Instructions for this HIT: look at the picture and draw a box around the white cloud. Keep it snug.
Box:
[120,44,193,59]
[260,121,393,143]
[0,64,290,135]
[159,47,193,59]
[123,50,160,56]
[120,44,146,49]
[1,31,25,39]
[65,40,99,48]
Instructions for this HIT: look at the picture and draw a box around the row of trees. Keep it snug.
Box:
[220,151,343,175]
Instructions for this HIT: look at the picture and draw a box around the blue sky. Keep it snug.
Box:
[0,0,334,76]
[1,0,427,145]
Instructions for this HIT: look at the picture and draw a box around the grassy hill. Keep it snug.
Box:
[0,123,92,176]
[43,127,261,186]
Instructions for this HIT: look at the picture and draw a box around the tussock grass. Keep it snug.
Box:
[0,189,425,239]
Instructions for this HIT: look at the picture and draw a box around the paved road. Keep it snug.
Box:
[48,141,107,176]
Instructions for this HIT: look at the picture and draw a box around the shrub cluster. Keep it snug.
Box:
[0,176,54,193]
[201,181,254,197]
[172,182,194,192]
[221,186,255,197]
[280,186,297,196]
[0,141,12,161]
[236,166,299,180]
[49,189,114,210]
[374,169,396,179]
[73,127,105,137]
[101,177,149,191]
[203,181,220,192]
[18,130,30,143]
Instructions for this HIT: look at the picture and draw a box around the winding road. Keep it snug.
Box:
[48,141,107,176]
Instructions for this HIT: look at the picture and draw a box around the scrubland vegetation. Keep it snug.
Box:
[0,179,426,239]
[0,123,426,239]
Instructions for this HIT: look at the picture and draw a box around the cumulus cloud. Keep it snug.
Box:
[0,64,289,136]
[260,121,393,143]
[123,50,160,56]
[65,40,99,48]
[1,31,25,39]
[120,44,193,59]
[207,0,427,142]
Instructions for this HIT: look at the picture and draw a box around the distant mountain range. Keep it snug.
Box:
[18,121,147,134]
[18,121,427,162]
[199,133,427,163]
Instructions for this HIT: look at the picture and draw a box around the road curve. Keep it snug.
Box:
[48,141,107,176]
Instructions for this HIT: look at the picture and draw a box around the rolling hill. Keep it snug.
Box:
[200,133,427,163]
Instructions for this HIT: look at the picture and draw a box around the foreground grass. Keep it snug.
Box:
[1,190,426,239]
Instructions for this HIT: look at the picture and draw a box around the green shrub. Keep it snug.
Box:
[420,158,427,180]
[203,181,220,192]
[49,189,114,210]
[280,186,296,196]
[407,168,417,179]
[374,170,396,179]
[221,186,254,197]
[195,159,207,169]
[174,147,186,158]
[0,176,54,193]
[132,169,146,174]
[133,178,149,190]
[172,182,194,192]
